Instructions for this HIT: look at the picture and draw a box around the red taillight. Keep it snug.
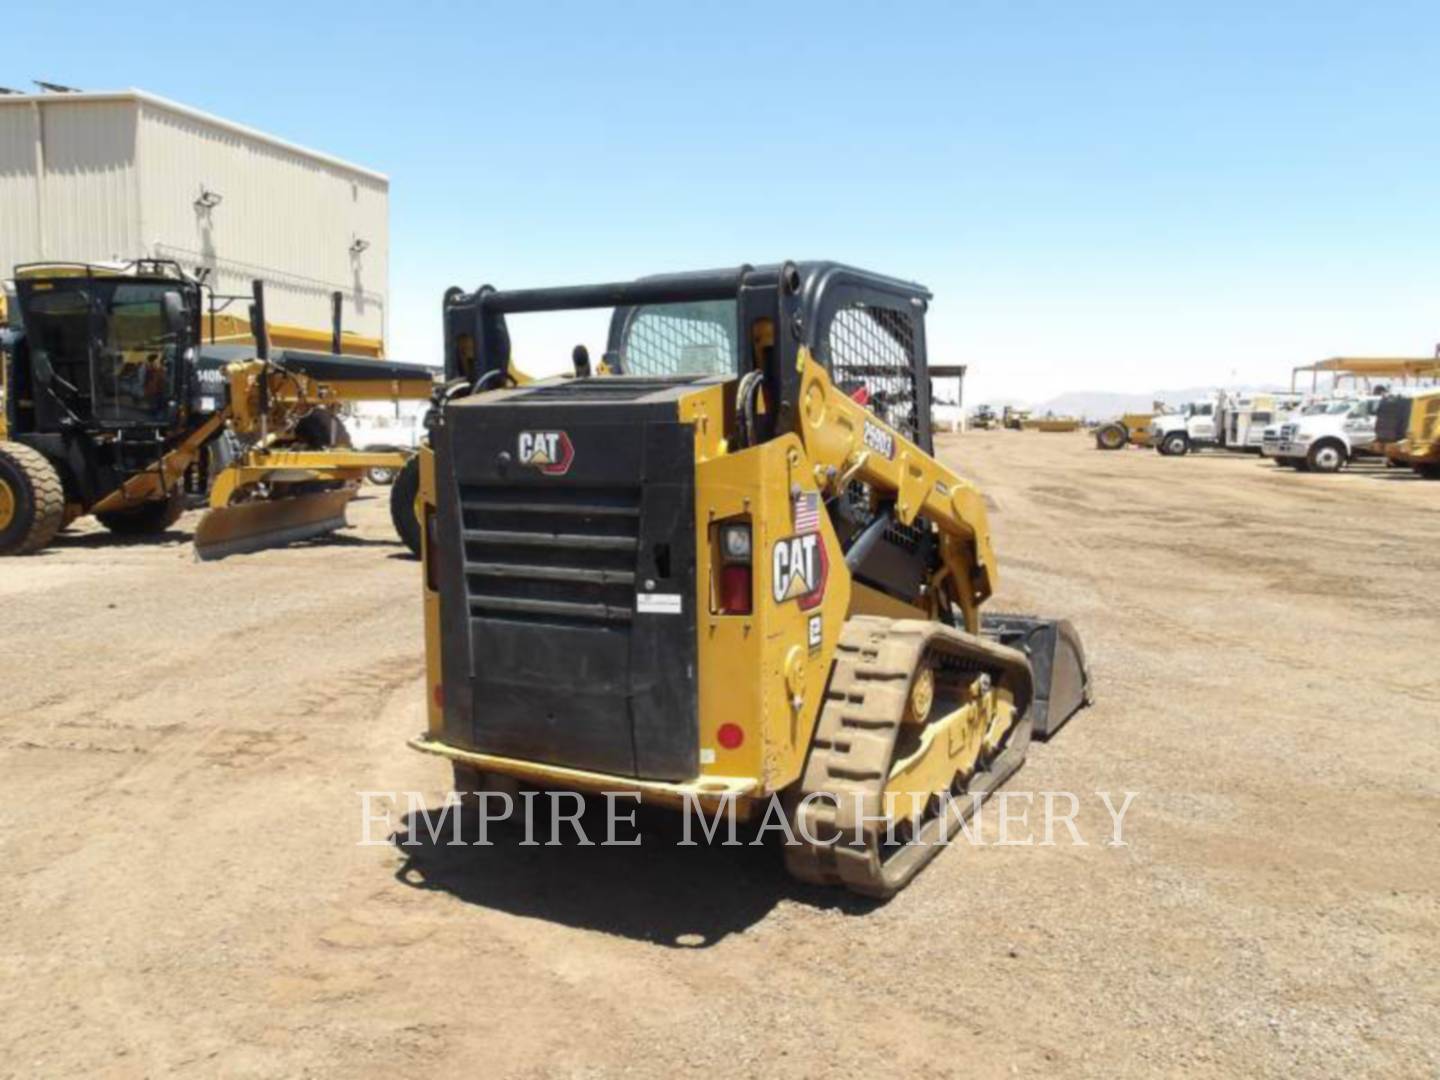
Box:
[717,723,745,749]
[719,564,752,615]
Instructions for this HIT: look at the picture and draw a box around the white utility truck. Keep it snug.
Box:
[1150,391,1301,456]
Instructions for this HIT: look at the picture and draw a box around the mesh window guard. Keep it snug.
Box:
[827,304,919,441]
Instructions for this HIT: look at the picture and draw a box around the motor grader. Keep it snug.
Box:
[0,261,433,558]
[407,261,1090,897]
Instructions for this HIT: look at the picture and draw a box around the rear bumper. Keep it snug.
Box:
[408,734,759,811]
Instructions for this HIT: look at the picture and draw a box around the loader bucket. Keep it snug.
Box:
[980,614,1092,740]
[193,488,354,561]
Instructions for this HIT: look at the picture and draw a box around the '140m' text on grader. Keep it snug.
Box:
[407,262,1091,897]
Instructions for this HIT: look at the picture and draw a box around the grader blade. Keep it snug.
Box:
[193,488,354,561]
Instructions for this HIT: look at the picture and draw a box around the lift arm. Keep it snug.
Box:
[788,349,998,624]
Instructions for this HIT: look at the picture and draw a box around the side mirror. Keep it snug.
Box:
[161,290,187,335]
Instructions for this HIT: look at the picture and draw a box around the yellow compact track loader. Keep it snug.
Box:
[408,262,1091,897]
[0,261,433,558]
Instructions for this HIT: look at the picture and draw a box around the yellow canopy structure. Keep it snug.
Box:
[1291,356,1440,391]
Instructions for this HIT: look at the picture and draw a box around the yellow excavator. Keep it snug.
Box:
[0,261,434,558]
[406,262,1090,897]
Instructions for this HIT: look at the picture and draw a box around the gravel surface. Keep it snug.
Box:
[1,435,1436,1078]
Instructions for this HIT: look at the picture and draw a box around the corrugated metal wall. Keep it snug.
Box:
[138,99,388,342]
[0,104,43,262]
[0,92,388,346]
[0,99,140,269]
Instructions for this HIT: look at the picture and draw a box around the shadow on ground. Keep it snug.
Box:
[288,532,400,551]
[46,528,191,550]
[391,798,878,948]
[1369,469,1435,483]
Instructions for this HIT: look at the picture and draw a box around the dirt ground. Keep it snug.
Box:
[2,434,1437,1079]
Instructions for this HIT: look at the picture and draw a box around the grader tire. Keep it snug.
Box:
[96,493,185,535]
[1094,422,1128,451]
[391,455,422,557]
[293,411,353,450]
[0,441,65,556]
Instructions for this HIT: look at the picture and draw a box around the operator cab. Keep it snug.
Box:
[9,264,194,436]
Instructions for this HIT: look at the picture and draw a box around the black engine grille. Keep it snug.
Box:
[459,484,642,627]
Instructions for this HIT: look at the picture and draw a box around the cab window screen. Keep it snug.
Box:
[620,300,737,377]
[828,303,918,441]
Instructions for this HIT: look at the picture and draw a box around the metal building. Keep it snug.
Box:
[928,363,967,432]
[0,88,388,344]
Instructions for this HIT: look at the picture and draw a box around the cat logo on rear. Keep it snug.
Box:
[772,533,828,610]
[517,430,574,475]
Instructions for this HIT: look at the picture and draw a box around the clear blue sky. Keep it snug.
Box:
[10,1,1440,402]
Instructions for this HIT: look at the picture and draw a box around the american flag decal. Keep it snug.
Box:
[793,490,821,533]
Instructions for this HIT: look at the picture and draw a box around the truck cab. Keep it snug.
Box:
[1150,396,1219,455]
[1270,396,1379,472]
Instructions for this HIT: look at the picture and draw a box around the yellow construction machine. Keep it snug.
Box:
[1377,388,1440,478]
[0,261,433,558]
[1093,411,1158,450]
[1001,405,1031,430]
[969,404,999,430]
[1023,415,1081,433]
[406,262,1091,897]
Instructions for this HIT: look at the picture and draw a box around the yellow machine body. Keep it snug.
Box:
[407,263,1090,896]
[1024,416,1081,432]
[1383,389,1440,475]
[413,352,1003,809]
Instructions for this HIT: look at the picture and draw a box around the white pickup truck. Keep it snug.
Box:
[1264,397,1380,472]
